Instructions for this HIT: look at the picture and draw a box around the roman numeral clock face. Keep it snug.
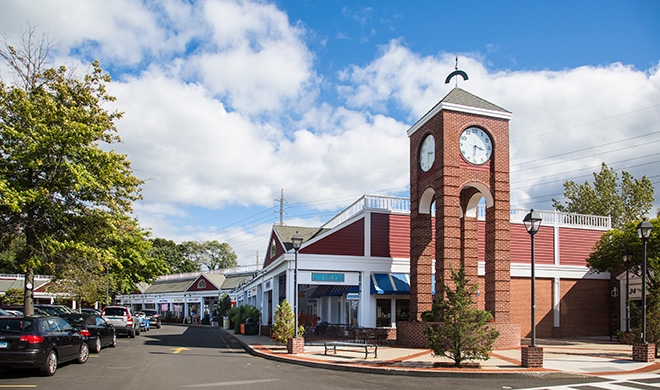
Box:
[460,127,492,165]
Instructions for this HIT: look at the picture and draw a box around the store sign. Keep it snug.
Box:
[311,273,345,283]
[264,279,272,291]
[346,293,359,300]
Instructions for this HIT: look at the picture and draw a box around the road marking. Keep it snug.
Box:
[172,347,191,354]
[183,379,280,387]
[0,386,37,388]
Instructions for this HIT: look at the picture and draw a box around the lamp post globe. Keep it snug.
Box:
[291,232,304,339]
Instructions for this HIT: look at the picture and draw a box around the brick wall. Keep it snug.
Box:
[510,277,610,338]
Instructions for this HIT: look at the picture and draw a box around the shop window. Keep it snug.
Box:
[396,299,409,323]
[376,299,391,327]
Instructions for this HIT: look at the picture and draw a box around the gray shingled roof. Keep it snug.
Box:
[441,88,510,113]
[143,277,196,294]
[273,225,329,251]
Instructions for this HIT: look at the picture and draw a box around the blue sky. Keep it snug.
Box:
[2,0,659,268]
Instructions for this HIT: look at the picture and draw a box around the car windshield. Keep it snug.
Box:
[143,310,157,315]
[103,308,126,316]
[0,318,36,333]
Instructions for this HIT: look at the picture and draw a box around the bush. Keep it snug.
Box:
[271,299,304,345]
[227,305,260,332]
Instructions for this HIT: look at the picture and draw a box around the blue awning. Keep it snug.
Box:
[309,273,435,298]
[371,273,410,295]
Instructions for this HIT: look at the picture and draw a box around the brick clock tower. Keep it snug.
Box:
[399,78,521,349]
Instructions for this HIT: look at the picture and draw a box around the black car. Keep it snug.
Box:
[0,316,89,376]
[140,309,161,329]
[61,313,117,353]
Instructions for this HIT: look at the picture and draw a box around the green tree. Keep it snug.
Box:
[150,238,197,274]
[425,265,499,367]
[588,218,660,348]
[0,28,143,314]
[271,299,303,344]
[200,240,237,270]
[214,293,232,318]
[179,240,237,271]
[0,288,24,305]
[552,163,654,229]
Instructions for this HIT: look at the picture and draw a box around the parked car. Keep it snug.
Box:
[3,309,22,317]
[80,308,101,316]
[60,313,117,353]
[34,304,73,316]
[101,306,140,338]
[140,309,161,329]
[0,308,12,316]
[0,315,89,376]
[135,312,150,332]
[1,305,48,315]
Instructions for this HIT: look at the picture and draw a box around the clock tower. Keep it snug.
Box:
[407,85,516,343]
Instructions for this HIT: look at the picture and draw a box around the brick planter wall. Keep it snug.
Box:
[633,343,656,362]
[521,346,544,367]
[397,321,520,349]
[287,337,305,354]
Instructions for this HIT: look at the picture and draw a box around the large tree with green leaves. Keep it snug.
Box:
[0,28,145,314]
[552,162,654,229]
[179,240,237,271]
[150,238,197,274]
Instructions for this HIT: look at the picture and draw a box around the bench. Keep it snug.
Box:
[324,341,378,359]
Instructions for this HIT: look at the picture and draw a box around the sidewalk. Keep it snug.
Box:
[224,329,660,378]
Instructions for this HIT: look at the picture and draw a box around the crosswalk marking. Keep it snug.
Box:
[517,373,660,390]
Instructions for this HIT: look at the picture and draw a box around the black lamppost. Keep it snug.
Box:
[523,209,542,347]
[622,249,632,332]
[636,219,653,343]
[291,232,304,339]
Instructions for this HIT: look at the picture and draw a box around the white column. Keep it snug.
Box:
[358,271,371,327]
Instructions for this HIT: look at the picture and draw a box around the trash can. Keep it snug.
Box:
[222,316,229,329]
[243,318,258,335]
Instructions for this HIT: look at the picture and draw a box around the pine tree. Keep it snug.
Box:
[425,265,500,367]
[271,299,304,345]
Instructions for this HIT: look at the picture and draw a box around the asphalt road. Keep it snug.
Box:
[0,324,602,389]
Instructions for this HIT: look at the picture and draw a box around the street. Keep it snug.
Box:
[0,325,631,389]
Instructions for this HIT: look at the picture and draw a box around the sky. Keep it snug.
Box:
[1,0,659,269]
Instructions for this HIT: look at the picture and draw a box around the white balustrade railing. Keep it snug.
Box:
[321,194,611,231]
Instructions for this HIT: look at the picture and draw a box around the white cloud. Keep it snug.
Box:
[2,0,659,266]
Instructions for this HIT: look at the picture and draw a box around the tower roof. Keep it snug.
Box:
[441,88,510,113]
[407,87,512,137]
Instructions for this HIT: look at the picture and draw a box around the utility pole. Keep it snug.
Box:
[275,188,286,226]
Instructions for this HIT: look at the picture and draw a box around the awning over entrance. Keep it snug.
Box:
[371,273,410,295]
[309,284,359,298]
[310,273,437,298]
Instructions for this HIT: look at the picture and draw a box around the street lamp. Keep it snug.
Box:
[291,231,304,339]
[523,209,542,347]
[622,249,632,332]
[636,219,653,343]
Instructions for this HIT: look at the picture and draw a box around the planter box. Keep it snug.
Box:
[287,337,305,354]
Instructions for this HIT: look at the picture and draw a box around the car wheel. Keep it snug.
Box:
[135,326,140,336]
[156,324,161,329]
[92,336,102,353]
[40,350,57,376]
[110,333,117,347]
[129,329,135,338]
[77,342,89,364]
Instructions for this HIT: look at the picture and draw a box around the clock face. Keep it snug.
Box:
[460,127,492,165]
[419,134,435,172]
